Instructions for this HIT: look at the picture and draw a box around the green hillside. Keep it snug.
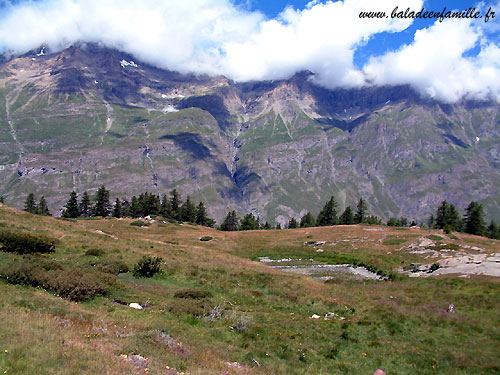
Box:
[0,204,499,374]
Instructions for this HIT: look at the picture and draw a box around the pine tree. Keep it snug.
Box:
[428,214,435,229]
[129,196,142,218]
[170,189,181,220]
[24,193,37,214]
[92,185,111,217]
[220,210,239,231]
[287,217,299,229]
[37,196,50,216]
[79,192,91,217]
[180,196,196,222]
[487,220,500,240]
[275,223,282,230]
[316,196,338,226]
[354,197,367,224]
[435,201,461,231]
[339,206,354,225]
[112,198,122,218]
[62,191,79,218]
[195,202,214,227]
[240,213,259,230]
[121,199,130,217]
[300,212,316,228]
[0,195,4,204]
[463,201,486,236]
[161,194,172,218]
[263,221,271,230]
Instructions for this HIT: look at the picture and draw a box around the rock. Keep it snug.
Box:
[447,304,454,313]
[314,241,326,246]
[373,370,386,375]
[124,354,148,369]
[310,314,321,319]
[316,248,324,253]
[129,303,143,310]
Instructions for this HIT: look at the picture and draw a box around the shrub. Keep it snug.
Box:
[130,220,151,227]
[200,236,213,242]
[174,288,213,299]
[0,229,57,254]
[0,256,113,301]
[133,255,163,278]
[429,263,441,273]
[85,248,105,257]
[90,258,129,275]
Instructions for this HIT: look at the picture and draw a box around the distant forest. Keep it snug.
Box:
[1,187,498,240]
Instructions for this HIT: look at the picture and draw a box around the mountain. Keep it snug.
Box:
[1,43,499,223]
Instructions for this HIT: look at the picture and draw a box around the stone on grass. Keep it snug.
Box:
[129,303,143,310]
[373,369,386,375]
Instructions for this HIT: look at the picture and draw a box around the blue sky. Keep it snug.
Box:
[0,0,499,102]
[243,0,500,67]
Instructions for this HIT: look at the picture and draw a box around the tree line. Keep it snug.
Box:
[21,186,215,227]
[220,197,382,230]
[6,189,500,240]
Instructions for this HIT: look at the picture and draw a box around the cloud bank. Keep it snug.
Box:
[0,0,499,102]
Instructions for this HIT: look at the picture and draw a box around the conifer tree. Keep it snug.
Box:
[428,214,435,229]
[435,200,461,231]
[129,196,142,218]
[37,196,50,216]
[354,197,367,224]
[275,223,282,230]
[112,198,122,218]
[220,210,239,231]
[240,213,259,230]
[180,196,196,222]
[263,221,271,230]
[79,192,91,217]
[487,220,500,240]
[121,199,130,217]
[170,189,181,220]
[24,193,37,214]
[161,194,172,218]
[287,217,299,229]
[0,195,4,204]
[62,191,79,218]
[339,206,354,225]
[463,201,486,236]
[300,212,316,228]
[92,185,111,217]
[316,196,338,226]
[195,202,214,227]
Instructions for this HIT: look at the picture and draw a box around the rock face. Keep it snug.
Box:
[0,43,499,224]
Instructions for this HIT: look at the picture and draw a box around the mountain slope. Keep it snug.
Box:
[0,43,499,223]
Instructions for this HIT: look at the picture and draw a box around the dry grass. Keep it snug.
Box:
[0,206,499,374]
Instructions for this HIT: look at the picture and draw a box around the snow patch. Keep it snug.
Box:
[120,59,138,68]
[163,105,178,113]
[36,47,45,56]
[94,80,99,84]
[475,136,480,143]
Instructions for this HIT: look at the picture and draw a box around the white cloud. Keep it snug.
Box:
[363,18,500,102]
[0,0,499,102]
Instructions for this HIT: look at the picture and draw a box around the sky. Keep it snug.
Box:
[0,0,499,102]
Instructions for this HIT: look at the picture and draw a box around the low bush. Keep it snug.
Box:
[133,255,163,278]
[89,258,129,275]
[200,236,213,242]
[0,256,113,301]
[0,229,57,254]
[130,220,151,227]
[85,248,105,257]
[174,288,213,299]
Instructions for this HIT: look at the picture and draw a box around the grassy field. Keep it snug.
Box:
[0,204,499,374]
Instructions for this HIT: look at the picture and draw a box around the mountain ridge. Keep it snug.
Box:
[0,43,499,224]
